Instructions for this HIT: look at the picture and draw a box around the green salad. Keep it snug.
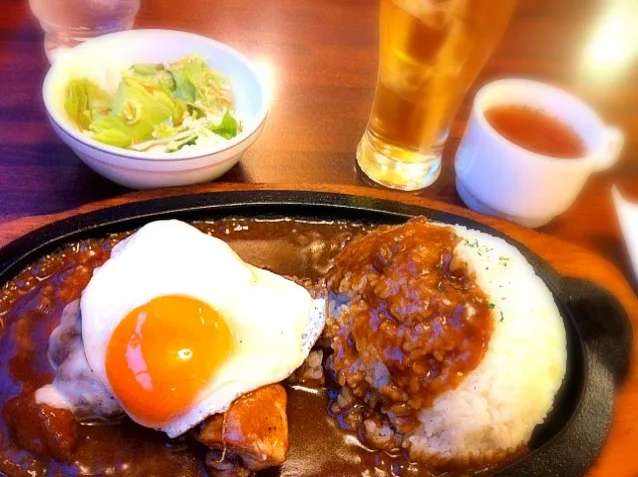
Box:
[64,55,241,153]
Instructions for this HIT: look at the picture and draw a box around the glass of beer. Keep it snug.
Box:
[357,0,516,191]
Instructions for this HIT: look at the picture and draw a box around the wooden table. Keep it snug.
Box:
[0,0,637,475]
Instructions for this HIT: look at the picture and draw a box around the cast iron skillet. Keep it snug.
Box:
[0,190,632,477]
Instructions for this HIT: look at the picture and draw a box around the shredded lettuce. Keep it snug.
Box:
[165,132,199,153]
[63,54,241,152]
[152,120,181,139]
[183,56,233,115]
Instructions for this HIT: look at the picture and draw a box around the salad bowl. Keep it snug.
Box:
[43,29,269,189]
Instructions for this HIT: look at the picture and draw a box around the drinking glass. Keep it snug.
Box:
[29,0,140,63]
[357,0,516,191]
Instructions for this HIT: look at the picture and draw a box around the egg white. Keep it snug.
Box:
[81,220,319,437]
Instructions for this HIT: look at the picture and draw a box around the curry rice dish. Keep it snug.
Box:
[0,217,566,476]
[324,218,566,467]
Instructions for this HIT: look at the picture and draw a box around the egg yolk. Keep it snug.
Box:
[106,295,232,424]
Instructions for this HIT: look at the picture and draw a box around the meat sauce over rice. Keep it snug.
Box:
[324,218,493,432]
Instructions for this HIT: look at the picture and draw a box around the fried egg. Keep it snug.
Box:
[80,220,322,438]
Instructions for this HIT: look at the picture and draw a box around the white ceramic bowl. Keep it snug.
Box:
[455,79,622,228]
[43,29,268,189]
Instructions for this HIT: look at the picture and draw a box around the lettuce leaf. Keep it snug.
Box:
[64,79,111,130]
[130,63,163,77]
[155,70,176,96]
[208,111,239,139]
[109,77,176,142]
[170,69,196,103]
[89,116,133,148]
[87,77,177,148]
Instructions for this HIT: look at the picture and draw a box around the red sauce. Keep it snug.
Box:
[485,105,586,158]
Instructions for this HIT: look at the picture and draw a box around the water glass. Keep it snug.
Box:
[29,0,140,63]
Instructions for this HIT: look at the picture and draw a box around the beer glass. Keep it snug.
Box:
[357,0,516,191]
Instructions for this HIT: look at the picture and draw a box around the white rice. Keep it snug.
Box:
[407,225,567,465]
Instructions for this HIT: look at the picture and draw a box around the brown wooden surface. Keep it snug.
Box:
[0,183,637,476]
[1,0,638,474]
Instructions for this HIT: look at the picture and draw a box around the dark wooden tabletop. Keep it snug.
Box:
[2,0,638,289]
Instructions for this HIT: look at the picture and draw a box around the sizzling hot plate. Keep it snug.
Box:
[0,190,632,477]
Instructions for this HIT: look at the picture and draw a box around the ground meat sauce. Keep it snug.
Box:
[0,219,507,477]
[325,217,493,432]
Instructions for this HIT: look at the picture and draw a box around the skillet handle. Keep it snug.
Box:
[559,277,633,384]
